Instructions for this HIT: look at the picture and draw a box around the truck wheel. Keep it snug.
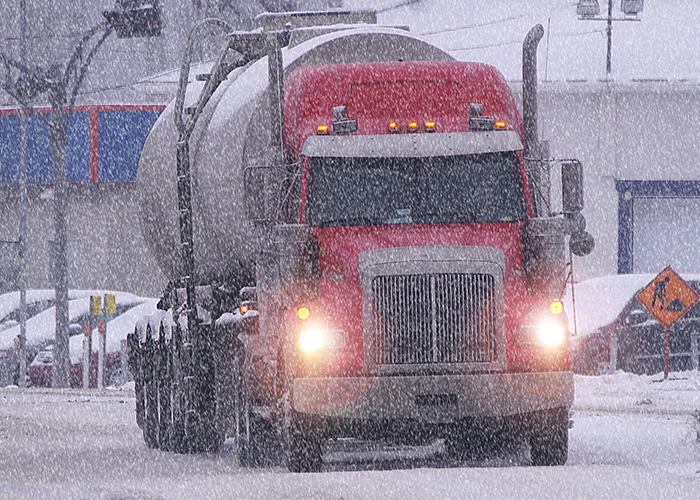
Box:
[286,412,323,473]
[445,430,489,461]
[169,319,222,454]
[529,408,569,466]
[233,357,281,467]
[142,324,160,449]
[129,331,145,430]
[156,326,172,452]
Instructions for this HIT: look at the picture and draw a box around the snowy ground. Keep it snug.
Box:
[1,372,699,500]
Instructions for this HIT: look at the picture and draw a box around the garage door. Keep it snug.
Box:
[634,197,700,274]
[616,181,700,274]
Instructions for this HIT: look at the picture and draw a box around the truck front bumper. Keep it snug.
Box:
[292,371,573,422]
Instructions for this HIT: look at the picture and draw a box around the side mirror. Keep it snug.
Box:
[562,161,584,214]
[569,230,595,257]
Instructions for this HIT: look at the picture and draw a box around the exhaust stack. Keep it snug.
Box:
[522,24,546,217]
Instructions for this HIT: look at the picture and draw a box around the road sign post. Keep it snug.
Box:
[636,266,700,379]
[82,323,91,389]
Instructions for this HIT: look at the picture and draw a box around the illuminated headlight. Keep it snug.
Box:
[538,321,565,346]
[298,328,347,354]
[299,328,324,353]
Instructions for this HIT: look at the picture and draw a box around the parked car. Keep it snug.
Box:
[0,290,158,387]
[567,275,700,375]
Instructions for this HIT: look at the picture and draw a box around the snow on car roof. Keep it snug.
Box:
[0,291,156,351]
[564,273,700,337]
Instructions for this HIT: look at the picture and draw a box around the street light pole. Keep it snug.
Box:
[578,0,642,78]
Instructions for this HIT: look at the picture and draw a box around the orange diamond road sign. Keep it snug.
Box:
[636,266,700,330]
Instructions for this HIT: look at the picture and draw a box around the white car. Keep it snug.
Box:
[0,290,158,387]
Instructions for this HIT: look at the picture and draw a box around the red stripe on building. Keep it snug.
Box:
[89,109,100,182]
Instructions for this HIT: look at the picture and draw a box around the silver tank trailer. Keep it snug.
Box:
[137,26,454,289]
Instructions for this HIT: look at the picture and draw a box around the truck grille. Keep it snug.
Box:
[372,273,497,365]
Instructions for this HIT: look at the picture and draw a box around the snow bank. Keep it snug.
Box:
[575,370,700,416]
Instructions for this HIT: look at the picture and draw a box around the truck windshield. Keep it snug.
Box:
[304,151,527,227]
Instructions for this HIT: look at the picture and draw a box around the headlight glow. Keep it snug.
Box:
[539,321,565,346]
[299,328,324,353]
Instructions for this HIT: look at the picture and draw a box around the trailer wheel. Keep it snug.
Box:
[156,324,172,452]
[170,319,223,454]
[529,408,569,466]
[142,324,160,449]
[128,331,145,430]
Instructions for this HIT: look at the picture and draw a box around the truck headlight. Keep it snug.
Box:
[299,328,324,353]
[539,320,565,346]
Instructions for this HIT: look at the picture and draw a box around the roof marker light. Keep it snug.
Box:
[494,120,506,129]
[424,120,436,132]
[388,121,400,133]
[317,124,329,135]
[407,121,419,132]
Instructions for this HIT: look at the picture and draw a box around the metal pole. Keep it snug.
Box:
[17,0,28,389]
[606,0,613,76]
[691,331,699,371]
[663,329,670,380]
[50,96,70,389]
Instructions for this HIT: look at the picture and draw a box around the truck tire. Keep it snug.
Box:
[445,428,490,461]
[156,324,172,452]
[286,412,323,473]
[529,408,569,466]
[233,357,281,467]
[170,319,223,453]
[128,331,145,431]
[142,324,160,449]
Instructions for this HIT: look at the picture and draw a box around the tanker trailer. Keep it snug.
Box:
[130,11,594,472]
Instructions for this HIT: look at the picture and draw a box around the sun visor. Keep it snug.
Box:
[301,131,523,158]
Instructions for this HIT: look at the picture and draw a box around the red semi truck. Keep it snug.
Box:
[130,11,594,472]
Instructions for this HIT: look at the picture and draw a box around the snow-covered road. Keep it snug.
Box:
[1,373,699,500]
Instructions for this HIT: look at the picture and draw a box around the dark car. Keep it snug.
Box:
[572,280,700,375]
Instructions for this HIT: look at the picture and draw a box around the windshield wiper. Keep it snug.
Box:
[321,216,382,227]
[414,212,478,224]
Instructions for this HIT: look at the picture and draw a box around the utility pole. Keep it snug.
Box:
[17,0,28,388]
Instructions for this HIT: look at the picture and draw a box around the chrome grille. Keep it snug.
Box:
[372,273,496,365]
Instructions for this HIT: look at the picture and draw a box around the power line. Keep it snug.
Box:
[420,1,577,38]
[419,14,527,37]
[377,0,424,14]
[446,28,605,53]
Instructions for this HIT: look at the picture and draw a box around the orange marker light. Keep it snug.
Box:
[424,120,436,132]
[317,124,329,135]
[297,307,311,320]
[240,304,249,314]
[407,121,419,132]
[549,301,563,315]
[494,120,506,129]
[388,121,400,133]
